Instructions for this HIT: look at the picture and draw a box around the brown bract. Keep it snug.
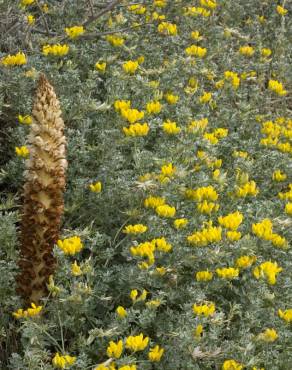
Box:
[17,74,67,304]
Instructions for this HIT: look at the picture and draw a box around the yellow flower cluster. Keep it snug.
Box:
[107,339,123,358]
[235,180,259,197]
[164,92,179,104]
[116,306,127,318]
[130,237,172,267]
[200,0,217,9]
[272,170,287,182]
[1,52,27,66]
[279,184,292,200]
[276,5,288,16]
[224,71,240,89]
[159,163,176,182]
[257,328,278,342]
[239,45,254,56]
[199,91,212,104]
[236,256,257,269]
[18,114,32,125]
[123,224,148,234]
[106,35,125,47]
[163,120,181,134]
[222,360,243,370]
[71,261,82,276]
[196,270,213,281]
[57,236,83,255]
[216,267,239,279]
[193,302,215,317]
[15,145,29,157]
[144,196,165,208]
[253,261,282,285]
[148,345,164,362]
[268,79,287,96]
[185,7,211,17]
[95,62,107,72]
[252,219,287,248]
[13,303,43,319]
[185,45,207,57]
[65,25,85,38]
[188,118,208,133]
[128,4,146,14]
[52,353,76,369]
[155,204,176,218]
[27,14,35,25]
[146,100,162,114]
[187,224,222,246]
[157,22,178,36]
[278,308,292,323]
[21,0,35,5]
[130,289,147,302]
[123,123,149,137]
[42,44,69,56]
[285,203,292,215]
[123,60,139,74]
[186,185,218,201]
[218,211,243,230]
[197,200,219,214]
[125,333,149,352]
[173,218,188,229]
[89,181,102,192]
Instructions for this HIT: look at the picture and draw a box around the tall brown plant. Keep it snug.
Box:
[17,74,67,304]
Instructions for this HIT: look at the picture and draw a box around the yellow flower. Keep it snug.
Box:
[123,60,139,74]
[157,22,178,36]
[15,145,29,157]
[194,324,203,338]
[173,218,188,229]
[65,25,85,39]
[200,0,217,9]
[186,186,218,201]
[216,267,239,279]
[235,181,259,197]
[152,237,172,252]
[224,71,240,89]
[130,289,138,302]
[215,79,225,89]
[114,100,131,112]
[196,270,213,281]
[252,219,287,248]
[148,345,164,362]
[119,366,136,370]
[261,48,272,58]
[154,0,167,7]
[156,267,166,276]
[258,328,278,342]
[42,3,49,12]
[163,120,181,134]
[106,35,125,47]
[187,225,222,246]
[144,196,165,209]
[1,52,27,66]
[146,299,161,308]
[125,333,149,352]
[193,302,215,317]
[57,236,83,255]
[268,80,287,96]
[26,14,35,25]
[226,231,241,241]
[164,93,179,104]
[21,0,34,5]
[13,303,43,319]
[42,44,69,56]
[18,114,32,125]
[120,108,144,124]
[236,256,257,269]
[239,45,254,56]
[285,203,292,215]
[95,62,107,72]
[71,261,82,276]
[188,118,208,133]
[191,30,203,40]
[278,308,292,323]
[128,4,146,14]
[276,5,288,16]
[52,353,76,369]
[116,306,127,318]
[222,359,243,370]
[197,200,219,214]
[123,224,148,234]
[253,261,282,285]
[218,211,243,230]
[199,92,212,104]
[123,123,149,137]
[89,181,102,193]
[185,45,207,57]
[185,6,210,17]
[107,340,123,359]
[155,204,176,218]
[272,170,287,181]
[146,101,162,114]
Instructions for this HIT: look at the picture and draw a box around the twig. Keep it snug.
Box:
[35,0,50,36]
[83,0,122,27]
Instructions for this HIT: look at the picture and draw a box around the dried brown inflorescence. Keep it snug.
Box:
[17,74,67,304]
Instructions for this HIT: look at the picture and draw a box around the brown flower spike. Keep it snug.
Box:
[17,74,67,304]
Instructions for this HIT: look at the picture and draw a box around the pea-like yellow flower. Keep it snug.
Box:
[272,170,287,181]
[57,236,83,255]
[226,231,241,241]
[114,100,131,112]
[278,308,292,323]
[156,267,166,275]
[218,211,243,230]
[235,180,259,197]
[106,35,125,47]
[199,92,212,104]
[155,204,176,218]
[123,60,139,74]
[185,6,211,17]
[71,261,82,276]
[222,359,243,370]
[193,302,215,317]
[116,306,127,318]
[18,114,32,125]
[196,270,213,281]
[261,48,272,58]
[144,196,165,209]
[89,181,102,193]
[285,203,292,215]
[200,0,217,9]
[185,45,207,57]
[173,218,188,229]
[123,224,148,234]
[26,14,35,25]
[224,71,240,89]
[157,21,178,36]
[152,237,172,252]
[164,93,179,104]
[191,30,203,40]
[52,353,76,369]
[148,345,164,362]
[153,0,167,7]
[125,333,149,352]
[21,0,35,6]
[253,261,282,285]
[95,62,107,72]
[186,185,218,201]
[146,100,162,114]
[1,52,27,66]
[64,25,84,38]
[236,256,257,269]
[15,145,29,157]
[120,108,144,124]
[216,267,239,279]
[128,4,146,14]
[163,120,181,134]
[13,302,43,319]
[197,201,219,214]
[239,45,254,56]
[257,328,278,342]
[276,5,288,16]
[107,339,123,359]
[42,44,69,56]
[268,79,287,96]
[187,225,222,246]
[123,123,149,136]
[252,219,287,248]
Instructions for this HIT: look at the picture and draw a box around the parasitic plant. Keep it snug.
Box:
[17,74,67,304]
